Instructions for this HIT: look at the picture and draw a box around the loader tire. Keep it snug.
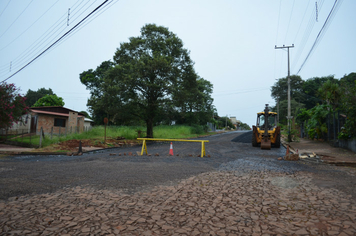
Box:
[275,133,281,148]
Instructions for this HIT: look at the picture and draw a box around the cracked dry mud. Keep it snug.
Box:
[1,131,356,235]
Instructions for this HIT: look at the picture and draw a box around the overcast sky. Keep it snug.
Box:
[0,0,355,127]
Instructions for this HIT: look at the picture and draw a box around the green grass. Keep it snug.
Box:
[11,125,209,148]
[153,125,207,139]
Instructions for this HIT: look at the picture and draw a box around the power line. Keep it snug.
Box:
[296,0,342,74]
[1,0,110,83]
[0,0,34,39]
[0,0,98,76]
[0,0,83,74]
[3,0,90,67]
[291,0,326,71]
[0,0,12,18]
[12,0,118,73]
[0,0,60,52]
[292,0,311,44]
[284,0,295,43]
[213,88,269,97]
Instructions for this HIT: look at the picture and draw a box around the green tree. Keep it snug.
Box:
[24,87,54,107]
[33,94,65,107]
[0,83,28,129]
[80,61,114,125]
[79,111,91,119]
[271,75,304,104]
[271,99,305,125]
[317,79,341,110]
[339,73,356,139]
[173,76,214,125]
[305,104,331,139]
[85,24,213,137]
[302,76,333,109]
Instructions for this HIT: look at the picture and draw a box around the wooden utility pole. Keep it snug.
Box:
[275,44,294,142]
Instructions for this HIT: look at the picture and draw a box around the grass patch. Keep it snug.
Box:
[10,125,209,148]
[153,125,207,139]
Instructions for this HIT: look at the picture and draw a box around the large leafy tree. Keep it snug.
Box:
[271,75,304,103]
[339,73,356,138]
[0,83,28,129]
[32,94,65,107]
[317,79,341,110]
[83,24,214,137]
[302,76,334,110]
[80,61,114,125]
[24,87,54,107]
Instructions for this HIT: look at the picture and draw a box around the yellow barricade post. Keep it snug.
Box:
[137,138,209,157]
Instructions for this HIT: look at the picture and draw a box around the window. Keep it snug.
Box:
[54,118,66,127]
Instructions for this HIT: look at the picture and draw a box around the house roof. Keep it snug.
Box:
[84,117,94,122]
[30,106,85,117]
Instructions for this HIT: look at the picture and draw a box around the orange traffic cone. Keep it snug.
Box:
[169,142,174,156]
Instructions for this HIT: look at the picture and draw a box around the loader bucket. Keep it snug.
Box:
[261,139,271,150]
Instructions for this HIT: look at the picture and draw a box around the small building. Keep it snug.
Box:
[6,106,87,135]
[229,116,242,129]
[84,117,94,130]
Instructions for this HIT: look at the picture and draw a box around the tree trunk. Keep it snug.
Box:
[146,119,154,138]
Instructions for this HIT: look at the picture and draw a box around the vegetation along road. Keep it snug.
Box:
[1,131,356,235]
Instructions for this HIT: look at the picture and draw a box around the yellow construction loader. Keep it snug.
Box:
[252,104,281,149]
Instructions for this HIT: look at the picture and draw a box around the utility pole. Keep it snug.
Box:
[277,97,279,124]
[275,44,294,142]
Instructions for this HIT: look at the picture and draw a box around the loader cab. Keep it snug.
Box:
[256,112,277,130]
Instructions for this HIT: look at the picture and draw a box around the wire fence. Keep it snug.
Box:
[299,111,346,143]
[0,126,93,148]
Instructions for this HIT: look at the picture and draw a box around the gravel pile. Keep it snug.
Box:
[231,131,252,143]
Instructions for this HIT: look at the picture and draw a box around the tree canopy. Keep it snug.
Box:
[0,83,28,129]
[32,94,65,107]
[24,87,54,107]
[271,72,356,139]
[80,24,214,137]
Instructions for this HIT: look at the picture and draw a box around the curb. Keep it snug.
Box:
[0,145,139,156]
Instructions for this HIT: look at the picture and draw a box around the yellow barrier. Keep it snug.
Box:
[137,138,209,157]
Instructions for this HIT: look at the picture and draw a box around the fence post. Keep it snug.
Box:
[305,120,308,139]
[39,127,43,148]
[337,111,340,136]
[333,111,336,141]
[51,127,53,139]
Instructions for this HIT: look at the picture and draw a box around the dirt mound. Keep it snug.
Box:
[52,139,137,152]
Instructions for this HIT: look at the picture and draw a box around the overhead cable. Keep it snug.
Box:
[0,0,34,39]
[0,0,60,52]
[0,0,12,18]
[296,0,342,74]
[1,0,110,83]
[0,0,91,73]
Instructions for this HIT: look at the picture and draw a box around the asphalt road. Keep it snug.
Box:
[1,131,355,202]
